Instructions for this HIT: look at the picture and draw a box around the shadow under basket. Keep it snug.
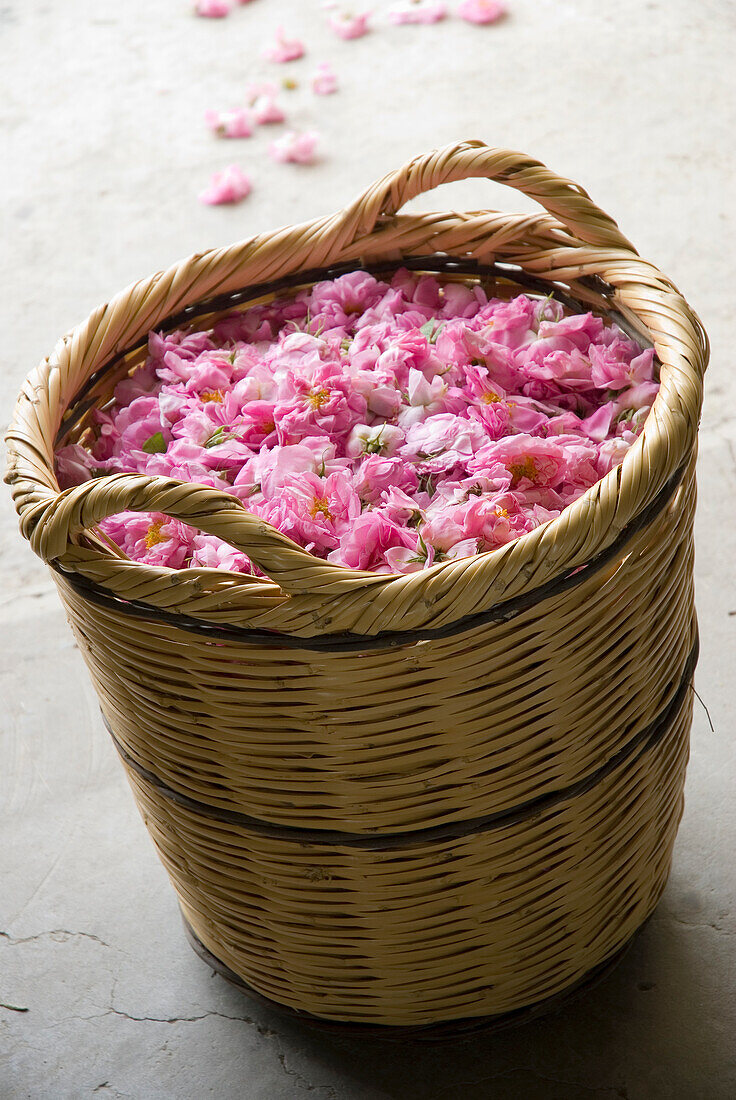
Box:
[5,141,708,1030]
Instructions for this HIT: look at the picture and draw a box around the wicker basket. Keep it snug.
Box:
[5,141,708,1032]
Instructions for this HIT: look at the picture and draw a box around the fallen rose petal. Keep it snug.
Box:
[252,93,286,124]
[195,0,230,15]
[204,107,254,138]
[328,11,371,39]
[198,165,252,204]
[269,130,319,164]
[457,0,506,24]
[388,2,446,24]
[312,62,338,95]
[262,26,305,63]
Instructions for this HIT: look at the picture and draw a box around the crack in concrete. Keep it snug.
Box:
[106,1005,271,1027]
[653,911,735,935]
[91,1085,130,1100]
[668,916,734,935]
[0,928,110,947]
[104,992,337,1098]
[276,1052,339,1098]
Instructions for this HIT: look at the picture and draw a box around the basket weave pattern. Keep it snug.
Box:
[5,142,708,1027]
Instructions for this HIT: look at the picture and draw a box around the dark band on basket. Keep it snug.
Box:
[105,632,697,851]
[181,911,644,1041]
[53,455,687,652]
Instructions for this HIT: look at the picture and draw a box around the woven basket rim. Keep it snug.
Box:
[4,139,709,638]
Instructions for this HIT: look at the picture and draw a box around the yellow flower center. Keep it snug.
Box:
[261,419,275,435]
[507,456,538,486]
[306,387,330,410]
[145,520,167,549]
[495,505,510,519]
[200,389,223,403]
[310,497,333,522]
[481,390,502,404]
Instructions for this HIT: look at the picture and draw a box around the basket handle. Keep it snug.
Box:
[339,138,637,254]
[9,140,639,599]
[18,473,382,595]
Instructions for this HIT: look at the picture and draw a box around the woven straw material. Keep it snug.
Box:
[127,689,693,1026]
[5,141,708,1027]
[52,457,696,834]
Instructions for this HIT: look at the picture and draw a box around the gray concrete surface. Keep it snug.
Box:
[1,1,735,1097]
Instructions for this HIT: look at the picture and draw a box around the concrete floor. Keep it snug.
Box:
[1,1,735,1097]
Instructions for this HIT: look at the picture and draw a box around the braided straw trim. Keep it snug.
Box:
[5,140,708,636]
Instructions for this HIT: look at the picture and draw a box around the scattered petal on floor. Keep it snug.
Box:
[204,107,254,138]
[457,0,506,24]
[198,165,252,204]
[253,93,286,124]
[262,26,306,63]
[194,0,230,16]
[269,130,319,164]
[328,11,371,39]
[312,63,339,95]
[388,2,447,24]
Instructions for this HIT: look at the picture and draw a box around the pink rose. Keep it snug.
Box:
[204,108,254,139]
[257,472,361,554]
[312,62,338,95]
[345,423,405,458]
[269,130,319,164]
[597,437,631,476]
[262,27,305,63]
[396,368,464,429]
[328,12,370,39]
[458,0,506,24]
[466,401,510,441]
[400,413,488,474]
[100,512,194,569]
[589,343,655,390]
[233,440,348,498]
[353,455,419,502]
[55,443,97,488]
[252,93,286,125]
[198,165,252,205]
[310,271,386,330]
[190,534,253,574]
[275,368,367,446]
[388,2,447,24]
[195,0,230,17]
[327,511,418,571]
[349,369,404,418]
[468,434,568,489]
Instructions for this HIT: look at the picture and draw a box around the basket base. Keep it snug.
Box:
[181,911,646,1041]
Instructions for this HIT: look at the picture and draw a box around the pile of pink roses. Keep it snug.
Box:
[56,269,658,575]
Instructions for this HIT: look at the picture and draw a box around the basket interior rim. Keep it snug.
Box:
[5,231,706,639]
